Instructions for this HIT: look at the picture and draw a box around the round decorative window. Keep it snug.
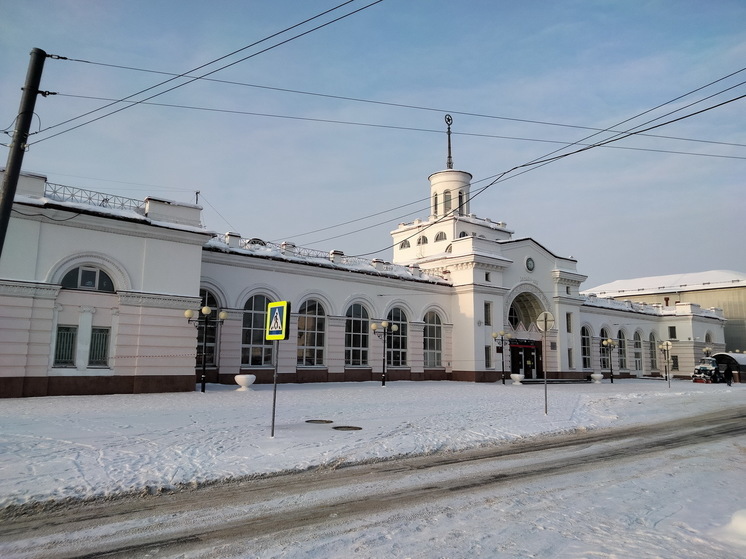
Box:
[525,257,535,272]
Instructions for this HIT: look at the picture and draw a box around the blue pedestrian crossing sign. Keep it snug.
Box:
[266,301,291,340]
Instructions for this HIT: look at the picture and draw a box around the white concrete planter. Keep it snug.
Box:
[234,374,256,391]
[510,373,525,385]
[590,373,604,384]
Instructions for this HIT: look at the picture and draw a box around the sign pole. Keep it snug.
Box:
[265,301,291,439]
[536,311,555,415]
[271,340,279,438]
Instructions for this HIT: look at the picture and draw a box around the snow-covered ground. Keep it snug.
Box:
[1,379,745,558]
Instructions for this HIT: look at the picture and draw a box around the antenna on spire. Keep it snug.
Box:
[445,114,453,169]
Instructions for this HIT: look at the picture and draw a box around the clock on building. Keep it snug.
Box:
[525,257,535,272]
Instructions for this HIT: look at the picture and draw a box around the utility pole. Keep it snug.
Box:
[0,48,47,260]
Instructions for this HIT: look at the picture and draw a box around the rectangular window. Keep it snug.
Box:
[54,326,77,367]
[668,326,677,339]
[484,301,492,327]
[671,355,679,370]
[485,346,492,368]
[566,312,572,333]
[88,328,110,367]
[568,348,574,369]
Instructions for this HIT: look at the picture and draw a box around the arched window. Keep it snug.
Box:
[444,190,452,213]
[399,239,410,249]
[423,311,442,368]
[508,306,519,329]
[458,191,465,215]
[432,193,438,216]
[445,244,452,253]
[387,307,408,367]
[434,232,447,242]
[581,326,591,369]
[196,289,221,367]
[297,299,325,366]
[633,332,643,371]
[649,333,658,369]
[345,303,369,366]
[600,328,610,369]
[705,332,712,343]
[458,231,468,238]
[61,266,115,292]
[242,294,273,366]
[416,236,428,245]
[618,330,627,369]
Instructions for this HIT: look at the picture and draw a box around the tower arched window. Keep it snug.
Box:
[416,236,428,245]
[434,232,447,242]
[297,299,326,366]
[399,239,410,249]
[444,190,452,213]
[242,294,274,366]
[432,193,438,216]
[345,304,369,366]
[458,191,465,215]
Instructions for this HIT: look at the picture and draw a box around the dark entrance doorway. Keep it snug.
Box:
[510,340,543,379]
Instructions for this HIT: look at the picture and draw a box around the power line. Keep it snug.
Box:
[50,59,746,151]
[29,0,385,145]
[48,93,746,161]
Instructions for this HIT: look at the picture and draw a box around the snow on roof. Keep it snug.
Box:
[205,236,451,286]
[583,270,746,297]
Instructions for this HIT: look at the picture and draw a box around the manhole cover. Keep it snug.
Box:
[305,419,333,424]
[332,425,362,431]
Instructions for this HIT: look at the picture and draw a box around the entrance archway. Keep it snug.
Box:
[507,291,545,330]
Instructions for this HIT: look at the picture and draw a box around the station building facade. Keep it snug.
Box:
[0,165,727,397]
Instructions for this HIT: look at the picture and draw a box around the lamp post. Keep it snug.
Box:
[371,320,398,387]
[659,341,672,388]
[602,338,617,383]
[492,331,512,384]
[703,346,712,357]
[185,306,228,392]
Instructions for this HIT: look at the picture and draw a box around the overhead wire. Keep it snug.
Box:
[28,0,385,146]
[348,89,746,258]
[51,59,746,150]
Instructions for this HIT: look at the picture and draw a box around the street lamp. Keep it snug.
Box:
[659,341,672,387]
[185,306,228,392]
[602,338,617,383]
[492,330,512,384]
[703,346,713,357]
[371,320,398,387]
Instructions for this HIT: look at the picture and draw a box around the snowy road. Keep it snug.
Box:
[3,405,745,559]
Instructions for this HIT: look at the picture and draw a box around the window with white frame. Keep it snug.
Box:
[54,326,77,367]
[61,266,115,292]
[297,299,325,366]
[434,231,447,242]
[484,301,492,327]
[88,327,110,367]
[618,330,627,369]
[423,311,442,368]
[386,307,408,367]
[649,333,658,370]
[444,190,452,213]
[241,294,273,367]
[345,303,369,366]
[633,332,643,371]
[581,326,591,369]
[600,328,610,368]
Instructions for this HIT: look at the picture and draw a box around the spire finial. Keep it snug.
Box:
[445,114,453,169]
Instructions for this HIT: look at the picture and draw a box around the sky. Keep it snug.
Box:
[1,0,745,287]
[1,380,745,557]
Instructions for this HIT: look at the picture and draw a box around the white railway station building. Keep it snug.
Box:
[0,156,727,397]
